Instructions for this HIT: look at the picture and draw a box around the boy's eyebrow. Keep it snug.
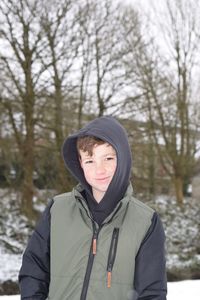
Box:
[103,152,116,156]
[80,152,116,159]
[80,154,93,159]
[94,152,117,158]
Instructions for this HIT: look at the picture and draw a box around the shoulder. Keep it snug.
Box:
[124,184,154,219]
[53,191,73,202]
[129,196,154,219]
[51,191,75,213]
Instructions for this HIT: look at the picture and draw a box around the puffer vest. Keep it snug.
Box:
[48,185,154,300]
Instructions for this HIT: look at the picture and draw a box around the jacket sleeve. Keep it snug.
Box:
[18,199,53,300]
[133,212,167,300]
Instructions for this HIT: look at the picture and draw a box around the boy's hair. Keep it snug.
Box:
[77,136,105,156]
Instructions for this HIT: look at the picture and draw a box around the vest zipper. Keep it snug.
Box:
[106,228,119,288]
[77,197,120,296]
[80,223,100,300]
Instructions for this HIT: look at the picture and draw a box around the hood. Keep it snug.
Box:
[62,116,132,224]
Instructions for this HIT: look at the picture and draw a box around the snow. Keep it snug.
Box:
[149,194,200,276]
[0,280,200,299]
[0,297,19,299]
[0,251,21,282]
[167,280,200,300]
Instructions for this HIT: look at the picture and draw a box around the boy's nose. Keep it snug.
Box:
[95,162,106,174]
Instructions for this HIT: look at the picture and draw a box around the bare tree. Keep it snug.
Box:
[75,1,94,128]
[0,0,46,218]
[37,0,81,191]
[117,6,159,198]
[125,0,200,204]
[78,0,129,117]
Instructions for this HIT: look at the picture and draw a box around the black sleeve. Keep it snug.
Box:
[18,199,53,300]
[133,212,167,300]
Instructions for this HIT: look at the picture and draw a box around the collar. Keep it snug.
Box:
[73,183,133,229]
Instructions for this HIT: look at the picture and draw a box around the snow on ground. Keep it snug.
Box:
[0,280,200,299]
[167,280,200,299]
[0,297,19,300]
[0,297,19,299]
[0,252,22,282]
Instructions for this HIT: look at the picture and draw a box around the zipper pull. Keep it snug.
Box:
[106,228,120,288]
[92,230,98,255]
[107,266,112,288]
[92,237,97,255]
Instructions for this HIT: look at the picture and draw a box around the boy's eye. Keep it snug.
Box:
[85,160,93,164]
[106,156,115,161]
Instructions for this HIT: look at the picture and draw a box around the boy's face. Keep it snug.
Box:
[79,143,117,203]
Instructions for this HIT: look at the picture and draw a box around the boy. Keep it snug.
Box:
[19,116,167,299]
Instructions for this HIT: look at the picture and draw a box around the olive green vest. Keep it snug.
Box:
[47,185,154,300]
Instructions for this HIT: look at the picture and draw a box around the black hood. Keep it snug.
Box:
[62,116,132,224]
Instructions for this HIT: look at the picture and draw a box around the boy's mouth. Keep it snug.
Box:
[95,176,110,181]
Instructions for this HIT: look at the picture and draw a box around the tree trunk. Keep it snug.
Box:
[20,113,36,219]
[148,138,155,198]
[174,176,184,206]
[21,137,36,220]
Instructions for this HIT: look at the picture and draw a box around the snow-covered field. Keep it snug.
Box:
[0,280,200,299]
[167,280,200,299]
